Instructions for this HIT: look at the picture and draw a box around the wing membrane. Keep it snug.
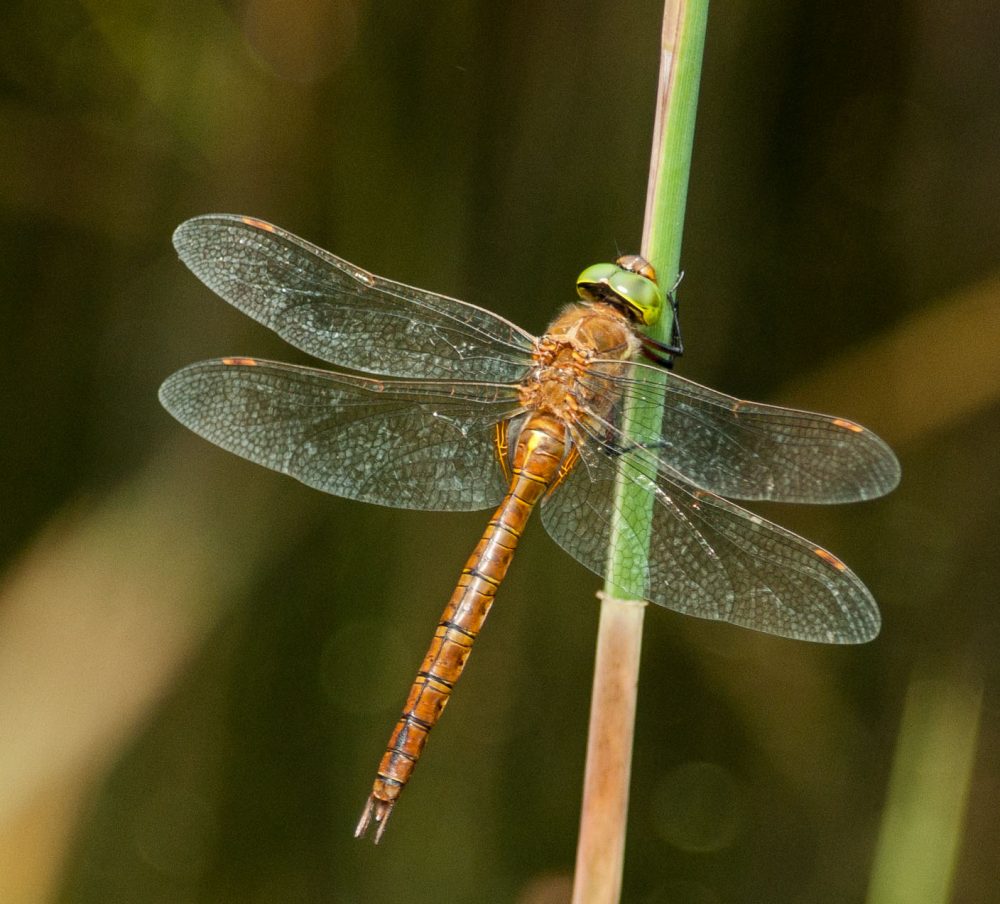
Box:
[159,358,519,511]
[173,215,535,382]
[541,439,880,643]
[580,360,900,504]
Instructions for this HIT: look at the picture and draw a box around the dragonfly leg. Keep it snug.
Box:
[603,436,672,459]
[638,272,684,369]
[666,273,685,356]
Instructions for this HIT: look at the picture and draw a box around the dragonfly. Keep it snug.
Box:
[159,214,900,843]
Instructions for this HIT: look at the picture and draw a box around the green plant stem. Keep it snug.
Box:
[571,2,709,901]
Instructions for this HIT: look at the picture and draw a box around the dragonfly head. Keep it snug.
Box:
[575,255,664,326]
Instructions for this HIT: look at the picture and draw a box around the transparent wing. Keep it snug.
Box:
[540,439,880,643]
[159,357,519,511]
[579,360,900,504]
[172,215,536,382]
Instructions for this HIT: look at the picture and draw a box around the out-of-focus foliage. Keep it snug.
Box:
[1,0,998,902]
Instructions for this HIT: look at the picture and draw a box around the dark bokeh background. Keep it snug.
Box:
[2,1,998,902]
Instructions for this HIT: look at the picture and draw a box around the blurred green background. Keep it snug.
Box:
[2,0,998,902]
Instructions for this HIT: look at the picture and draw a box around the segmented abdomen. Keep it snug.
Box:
[355,414,569,841]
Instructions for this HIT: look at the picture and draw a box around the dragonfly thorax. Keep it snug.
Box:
[517,303,641,430]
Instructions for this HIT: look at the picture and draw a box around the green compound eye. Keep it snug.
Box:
[575,257,664,326]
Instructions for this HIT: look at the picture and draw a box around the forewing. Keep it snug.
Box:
[541,440,880,643]
[173,215,535,382]
[581,360,900,504]
[159,358,518,511]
